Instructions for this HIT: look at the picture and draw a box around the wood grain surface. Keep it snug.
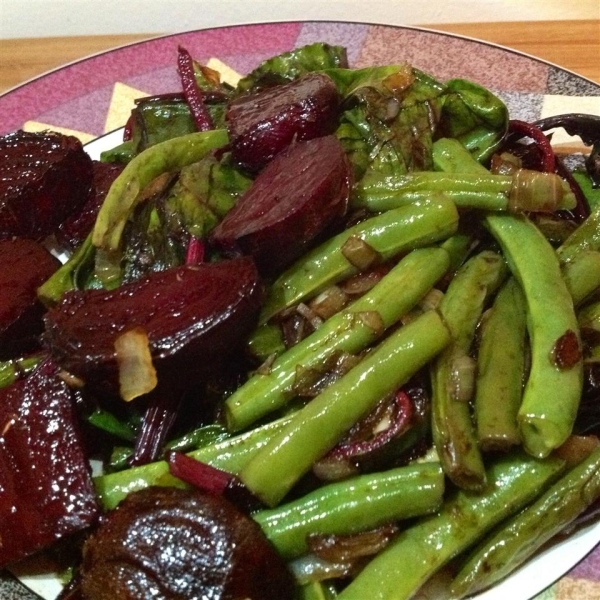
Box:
[0,20,598,94]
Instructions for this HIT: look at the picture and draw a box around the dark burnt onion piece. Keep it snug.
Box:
[0,359,99,568]
[534,113,600,148]
[43,257,262,392]
[226,72,341,173]
[79,487,295,600]
[211,135,351,276]
[0,238,60,360]
[57,161,125,250]
[0,130,93,240]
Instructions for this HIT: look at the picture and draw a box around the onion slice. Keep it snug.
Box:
[114,327,158,402]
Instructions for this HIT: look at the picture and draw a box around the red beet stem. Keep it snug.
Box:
[168,451,232,495]
[508,119,556,173]
[177,46,213,132]
[185,236,205,265]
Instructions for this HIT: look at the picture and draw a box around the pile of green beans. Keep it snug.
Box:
[89,127,600,600]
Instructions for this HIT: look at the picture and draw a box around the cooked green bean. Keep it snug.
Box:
[579,301,600,337]
[432,251,507,489]
[95,413,293,510]
[432,137,489,174]
[353,170,575,213]
[254,462,444,558]
[92,129,229,287]
[226,247,450,431]
[298,582,338,600]
[562,250,600,306]
[485,214,583,458]
[239,310,451,506]
[0,353,45,389]
[259,198,459,324]
[557,204,600,263]
[337,452,565,600]
[450,446,600,597]
[475,278,527,452]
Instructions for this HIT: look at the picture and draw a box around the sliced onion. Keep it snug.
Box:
[418,288,444,312]
[310,286,349,320]
[340,267,387,296]
[554,434,600,468]
[307,523,398,564]
[490,151,522,175]
[57,370,85,389]
[296,302,324,330]
[341,235,381,270]
[447,353,477,403]
[288,553,353,585]
[114,327,158,402]
[357,310,384,336]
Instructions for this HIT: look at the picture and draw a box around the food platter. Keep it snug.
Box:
[0,20,599,600]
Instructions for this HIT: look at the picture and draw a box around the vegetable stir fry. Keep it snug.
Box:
[1,41,600,600]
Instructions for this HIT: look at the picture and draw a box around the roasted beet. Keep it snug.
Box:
[79,487,295,600]
[0,360,99,568]
[0,237,60,359]
[44,257,262,392]
[57,161,124,249]
[227,72,340,172]
[0,130,93,240]
[211,135,351,276]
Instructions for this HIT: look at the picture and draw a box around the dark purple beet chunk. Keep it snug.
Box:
[57,161,124,250]
[211,135,351,276]
[227,72,341,173]
[44,257,262,391]
[0,237,60,359]
[79,487,295,600]
[0,360,99,568]
[0,130,93,240]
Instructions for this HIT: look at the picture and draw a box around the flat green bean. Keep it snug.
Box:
[239,310,451,506]
[562,250,600,306]
[451,446,600,597]
[259,198,459,324]
[485,214,583,458]
[337,452,565,600]
[225,247,450,431]
[432,251,507,489]
[558,204,600,264]
[254,462,444,558]
[475,278,527,451]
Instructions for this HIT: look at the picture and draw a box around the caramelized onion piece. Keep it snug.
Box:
[114,327,158,402]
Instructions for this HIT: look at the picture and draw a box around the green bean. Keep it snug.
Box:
[579,301,600,337]
[353,170,575,213]
[337,452,565,600]
[94,413,293,510]
[226,247,450,432]
[432,137,490,174]
[562,250,600,307]
[557,204,600,264]
[432,251,508,489]
[246,323,286,364]
[239,310,451,506]
[298,581,338,600]
[259,198,459,324]
[485,214,583,458]
[37,232,95,306]
[475,278,527,452]
[440,234,474,273]
[0,353,45,389]
[92,129,229,287]
[450,446,600,598]
[254,462,444,559]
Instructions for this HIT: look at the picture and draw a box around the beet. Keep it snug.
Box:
[211,135,351,276]
[79,487,295,600]
[0,360,99,568]
[227,72,340,173]
[0,130,93,240]
[44,257,262,391]
[0,237,60,359]
[58,161,124,250]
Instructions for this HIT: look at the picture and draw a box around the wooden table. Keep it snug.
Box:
[1,19,598,93]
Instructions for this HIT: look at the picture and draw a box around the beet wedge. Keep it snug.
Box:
[0,130,93,240]
[211,135,351,276]
[0,238,60,359]
[0,360,99,568]
[79,487,295,600]
[227,72,340,173]
[44,257,262,393]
